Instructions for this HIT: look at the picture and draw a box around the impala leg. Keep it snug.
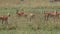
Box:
[30,18,31,22]
[45,16,48,21]
[44,16,46,20]
[0,19,2,22]
[5,19,8,24]
[2,19,4,24]
[57,16,59,18]
[24,15,27,18]
[46,16,48,20]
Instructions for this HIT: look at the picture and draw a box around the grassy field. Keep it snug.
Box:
[0,0,60,34]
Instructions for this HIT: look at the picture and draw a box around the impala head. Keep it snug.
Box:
[30,13,33,15]
[29,13,35,18]
[21,9,24,12]
[7,13,10,17]
[55,10,57,14]
[20,9,25,14]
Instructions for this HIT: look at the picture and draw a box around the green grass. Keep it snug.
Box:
[0,8,59,34]
[0,30,16,34]
[0,30,60,34]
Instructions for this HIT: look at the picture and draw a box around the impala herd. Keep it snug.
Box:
[0,9,60,24]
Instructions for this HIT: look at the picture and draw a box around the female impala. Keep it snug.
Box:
[16,10,25,16]
[1,13,10,24]
[27,13,35,21]
[44,11,57,20]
